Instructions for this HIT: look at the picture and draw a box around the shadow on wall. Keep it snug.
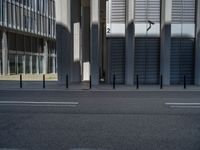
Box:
[56,24,71,83]
[56,23,82,84]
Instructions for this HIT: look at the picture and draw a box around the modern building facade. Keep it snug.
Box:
[56,0,200,86]
[0,0,56,75]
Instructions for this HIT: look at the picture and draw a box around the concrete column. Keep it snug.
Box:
[43,40,48,74]
[2,31,8,75]
[55,0,72,83]
[90,0,100,85]
[195,0,200,85]
[30,55,33,74]
[71,0,81,82]
[52,56,56,74]
[23,55,26,74]
[0,59,1,75]
[125,0,135,85]
[15,55,18,74]
[82,6,90,81]
[36,55,39,74]
[160,0,172,85]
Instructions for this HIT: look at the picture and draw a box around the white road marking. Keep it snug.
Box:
[0,101,79,107]
[165,103,200,106]
[170,106,200,108]
[165,103,200,109]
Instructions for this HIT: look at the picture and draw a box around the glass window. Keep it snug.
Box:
[25,55,30,74]
[32,55,37,73]
[17,55,23,74]
[9,54,17,75]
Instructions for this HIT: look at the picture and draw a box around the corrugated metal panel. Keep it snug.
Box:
[109,38,125,84]
[111,0,126,23]
[172,0,196,23]
[135,0,160,23]
[171,38,195,84]
[134,38,160,84]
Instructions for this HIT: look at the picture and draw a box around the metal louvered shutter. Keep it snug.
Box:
[171,38,195,85]
[111,0,126,23]
[135,38,160,84]
[109,38,125,84]
[172,0,196,23]
[135,0,160,23]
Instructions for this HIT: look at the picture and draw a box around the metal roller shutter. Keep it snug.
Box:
[135,38,160,84]
[171,38,195,85]
[135,0,160,23]
[171,0,196,85]
[111,0,126,23]
[172,0,196,23]
[134,0,160,84]
[109,38,125,84]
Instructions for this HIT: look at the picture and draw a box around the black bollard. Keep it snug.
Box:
[90,75,92,89]
[160,75,163,89]
[184,75,186,89]
[66,74,69,89]
[113,75,116,89]
[43,75,46,89]
[20,74,22,88]
[136,75,139,89]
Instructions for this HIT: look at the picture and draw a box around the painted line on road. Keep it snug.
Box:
[170,106,200,108]
[165,103,200,109]
[0,104,78,107]
[165,103,200,106]
[0,101,79,107]
[0,101,79,105]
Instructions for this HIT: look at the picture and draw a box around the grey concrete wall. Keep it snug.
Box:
[160,0,172,85]
[81,6,91,81]
[195,0,200,85]
[56,0,81,83]
[71,0,81,82]
[43,40,48,74]
[125,0,135,85]
[2,31,8,75]
[56,0,72,83]
[90,0,100,85]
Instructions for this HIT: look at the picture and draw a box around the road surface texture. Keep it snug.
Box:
[0,90,200,150]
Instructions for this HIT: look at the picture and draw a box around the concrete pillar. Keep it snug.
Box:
[71,0,81,82]
[52,56,56,74]
[55,0,72,83]
[15,55,18,74]
[90,0,100,85]
[125,0,135,85]
[23,55,26,74]
[2,31,8,75]
[160,0,172,85]
[195,0,200,85]
[81,6,90,81]
[36,55,39,74]
[30,55,33,74]
[0,59,1,75]
[43,40,48,74]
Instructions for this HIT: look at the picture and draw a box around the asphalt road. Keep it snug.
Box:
[0,90,200,150]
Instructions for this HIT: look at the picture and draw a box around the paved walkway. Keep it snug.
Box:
[0,74,57,81]
[0,80,200,91]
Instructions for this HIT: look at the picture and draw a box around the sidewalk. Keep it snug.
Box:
[0,80,200,91]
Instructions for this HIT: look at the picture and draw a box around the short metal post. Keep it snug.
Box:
[184,75,186,89]
[136,75,139,89]
[66,74,69,89]
[113,74,116,89]
[43,74,46,89]
[90,75,92,89]
[160,75,163,89]
[20,74,22,88]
